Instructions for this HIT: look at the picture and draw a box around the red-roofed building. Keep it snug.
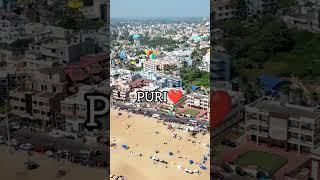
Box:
[129,78,153,89]
[64,53,106,85]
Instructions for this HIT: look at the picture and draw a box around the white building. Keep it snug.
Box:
[245,97,320,153]
[186,93,209,110]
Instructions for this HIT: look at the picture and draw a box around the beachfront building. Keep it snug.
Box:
[186,93,209,110]
[61,85,92,133]
[0,64,29,103]
[112,80,130,102]
[129,84,160,103]
[245,97,320,153]
[9,67,66,131]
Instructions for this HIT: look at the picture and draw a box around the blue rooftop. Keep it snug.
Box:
[191,85,199,91]
[258,74,290,91]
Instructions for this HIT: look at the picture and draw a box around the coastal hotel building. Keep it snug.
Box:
[245,97,320,153]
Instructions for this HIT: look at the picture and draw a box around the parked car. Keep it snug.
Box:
[49,131,63,138]
[0,136,6,144]
[19,143,34,150]
[6,139,19,146]
[221,163,233,173]
[11,122,21,130]
[235,167,247,176]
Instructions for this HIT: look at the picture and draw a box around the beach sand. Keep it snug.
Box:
[110,109,210,180]
[0,146,104,180]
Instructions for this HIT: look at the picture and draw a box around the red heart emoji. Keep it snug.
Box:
[210,90,232,129]
[168,89,183,104]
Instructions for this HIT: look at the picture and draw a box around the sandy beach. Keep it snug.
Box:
[110,109,210,180]
[0,146,104,180]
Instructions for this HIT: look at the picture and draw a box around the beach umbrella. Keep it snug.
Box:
[199,165,207,170]
[189,160,194,164]
[203,155,208,161]
[169,152,173,156]
[121,144,129,150]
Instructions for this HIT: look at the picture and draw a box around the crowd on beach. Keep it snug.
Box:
[110,114,210,178]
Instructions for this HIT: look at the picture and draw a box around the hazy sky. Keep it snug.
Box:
[111,0,210,18]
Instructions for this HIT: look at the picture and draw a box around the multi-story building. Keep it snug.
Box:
[143,60,157,72]
[0,12,26,43]
[0,70,8,103]
[167,76,183,88]
[211,52,230,82]
[27,36,95,65]
[198,50,210,72]
[186,93,209,110]
[212,0,238,21]
[247,0,277,15]
[9,67,66,131]
[0,64,28,103]
[111,80,130,101]
[282,5,320,32]
[61,85,92,133]
[79,0,109,20]
[245,97,320,153]
[0,0,17,11]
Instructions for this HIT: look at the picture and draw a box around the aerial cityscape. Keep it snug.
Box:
[110,0,210,179]
[212,0,320,179]
[0,0,108,179]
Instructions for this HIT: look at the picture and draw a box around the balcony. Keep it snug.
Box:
[246,118,258,126]
[288,137,299,144]
[288,126,300,133]
[300,140,313,147]
[300,128,313,136]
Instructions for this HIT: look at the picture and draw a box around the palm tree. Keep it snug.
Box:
[293,88,304,105]
[311,91,319,106]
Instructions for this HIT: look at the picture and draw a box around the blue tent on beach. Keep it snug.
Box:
[199,165,207,170]
[122,144,129,150]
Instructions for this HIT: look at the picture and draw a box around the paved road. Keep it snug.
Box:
[0,127,108,160]
[114,102,210,127]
